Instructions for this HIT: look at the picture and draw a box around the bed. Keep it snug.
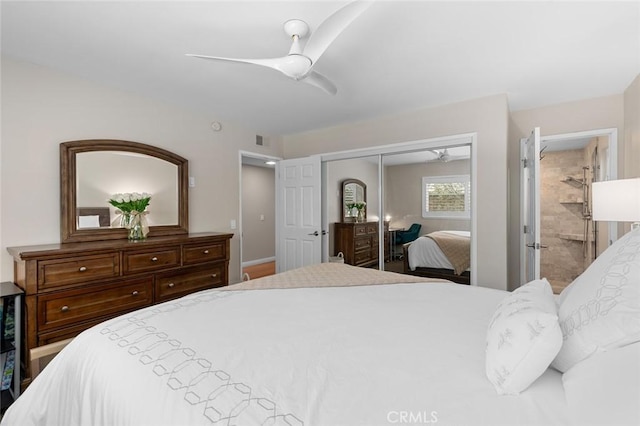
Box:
[76,207,111,228]
[3,228,640,426]
[403,230,471,284]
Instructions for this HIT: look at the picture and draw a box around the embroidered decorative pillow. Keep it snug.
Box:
[552,228,640,373]
[485,278,562,395]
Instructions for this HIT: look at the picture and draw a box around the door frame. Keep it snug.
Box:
[320,132,478,286]
[238,150,282,279]
[519,127,618,285]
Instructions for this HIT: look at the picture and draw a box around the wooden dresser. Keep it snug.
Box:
[334,222,389,267]
[7,231,232,387]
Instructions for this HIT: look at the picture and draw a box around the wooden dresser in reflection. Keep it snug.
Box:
[334,222,389,267]
[7,231,232,388]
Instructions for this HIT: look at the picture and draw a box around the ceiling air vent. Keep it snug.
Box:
[256,135,264,146]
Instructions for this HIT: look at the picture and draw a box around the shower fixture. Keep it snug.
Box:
[562,176,585,188]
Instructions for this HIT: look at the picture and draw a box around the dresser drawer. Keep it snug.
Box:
[38,277,153,331]
[38,253,120,291]
[354,250,373,265]
[123,247,180,274]
[366,224,378,234]
[156,263,226,302]
[354,224,369,236]
[183,242,226,265]
[354,238,372,251]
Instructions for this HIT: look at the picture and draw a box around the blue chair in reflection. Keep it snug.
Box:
[395,223,422,245]
[394,223,422,259]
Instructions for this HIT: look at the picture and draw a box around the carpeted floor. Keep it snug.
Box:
[383,259,405,273]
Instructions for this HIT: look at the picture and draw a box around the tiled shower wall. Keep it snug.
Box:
[540,149,588,293]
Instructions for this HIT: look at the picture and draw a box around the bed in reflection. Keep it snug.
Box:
[4,228,639,426]
[403,230,471,284]
[76,207,111,228]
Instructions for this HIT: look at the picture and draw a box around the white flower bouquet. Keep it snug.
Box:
[108,192,151,213]
[108,192,151,239]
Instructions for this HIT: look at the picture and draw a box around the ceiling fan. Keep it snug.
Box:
[185,1,372,95]
[427,149,468,163]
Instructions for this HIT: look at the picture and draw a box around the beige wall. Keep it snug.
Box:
[241,165,275,263]
[507,93,627,290]
[385,159,471,235]
[4,55,634,292]
[283,94,510,290]
[0,57,283,283]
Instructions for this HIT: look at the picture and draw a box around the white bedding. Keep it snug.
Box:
[2,282,568,426]
[408,230,470,271]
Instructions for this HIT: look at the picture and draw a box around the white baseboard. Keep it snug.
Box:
[242,256,276,268]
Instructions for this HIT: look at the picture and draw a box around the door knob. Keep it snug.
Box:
[308,231,319,236]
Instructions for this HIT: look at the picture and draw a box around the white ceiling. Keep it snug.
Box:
[2,1,638,136]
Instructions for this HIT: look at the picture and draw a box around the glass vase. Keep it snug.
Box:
[127,213,145,240]
[357,209,365,222]
[119,212,132,228]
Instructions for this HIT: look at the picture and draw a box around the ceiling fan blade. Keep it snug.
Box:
[302,71,338,95]
[303,0,372,64]
[186,53,282,68]
[186,53,312,79]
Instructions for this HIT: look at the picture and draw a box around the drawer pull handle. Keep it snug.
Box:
[168,283,175,288]
[203,249,209,254]
[151,257,158,262]
[60,305,69,312]
[132,290,139,296]
[211,273,217,278]
[79,266,87,272]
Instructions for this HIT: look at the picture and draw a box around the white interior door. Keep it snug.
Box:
[276,156,322,273]
[523,127,541,282]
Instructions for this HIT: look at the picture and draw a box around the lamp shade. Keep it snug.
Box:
[592,178,640,222]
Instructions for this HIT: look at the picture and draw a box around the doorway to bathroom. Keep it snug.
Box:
[536,129,617,293]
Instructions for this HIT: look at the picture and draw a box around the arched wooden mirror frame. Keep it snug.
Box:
[341,178,367,222]
[61,139,189,243]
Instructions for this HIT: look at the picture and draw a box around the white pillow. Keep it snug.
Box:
[563,342,640,426]
[485,278,562,395]
[552,228,640,373]
[78,215,101,228]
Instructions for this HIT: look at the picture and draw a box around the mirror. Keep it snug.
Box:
[341,178,367,222]
[61,140,188,242]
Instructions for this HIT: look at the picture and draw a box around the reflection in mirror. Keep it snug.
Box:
[61,139,188,243]
[382,144,471,283]
[342,178,367,221]
[76,151,178,228]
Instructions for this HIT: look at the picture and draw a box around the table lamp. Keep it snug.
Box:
[592,178,640,230]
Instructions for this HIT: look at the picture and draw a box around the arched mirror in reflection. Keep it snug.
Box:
[61,140,188,243]
[341,178,367,221]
